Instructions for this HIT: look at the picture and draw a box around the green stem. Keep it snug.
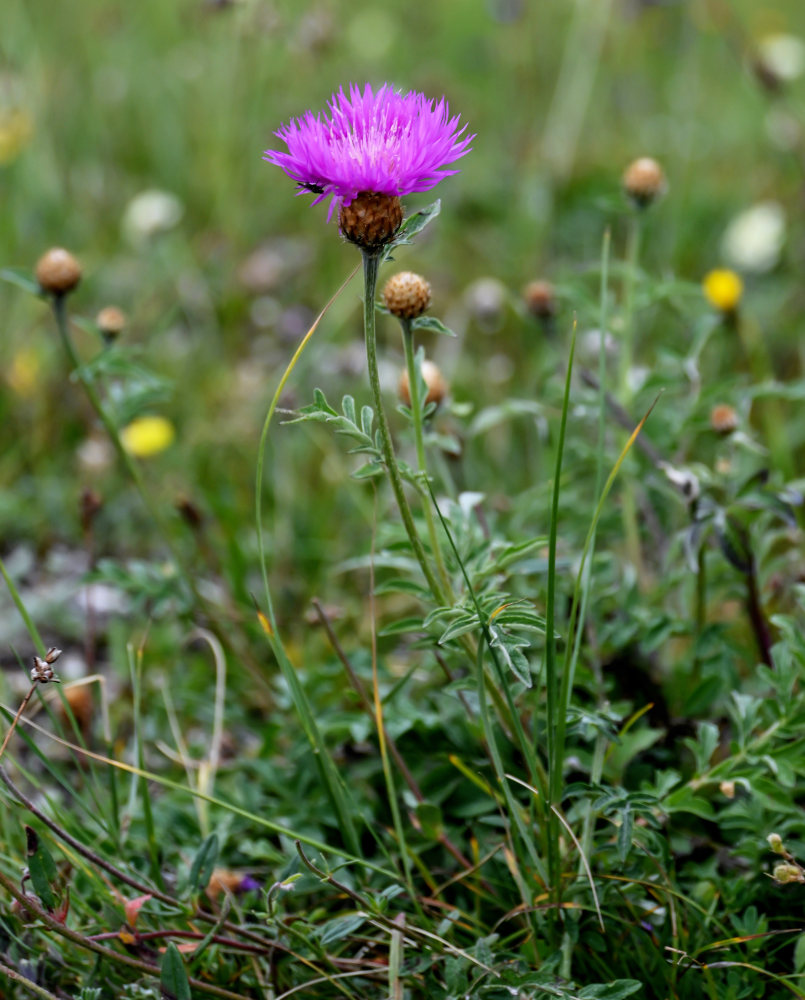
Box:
[0,959,63,1000]
[617,216,645,581]
[361,253,446,604]
[578,228,611,865]
[545,321,578,898]
[400,320,453,598]
[618,214,642,400]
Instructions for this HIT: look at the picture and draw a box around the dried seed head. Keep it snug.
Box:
[710,404,738,435]
[622,157,667,208]
[339,192,402,250]
[31,655,59,684]
[703,268,743,314]
[398,359,448,408]
[35,248,82,296]
[523,279,557,320]
[96,305,126,341]
[382,271,431,319]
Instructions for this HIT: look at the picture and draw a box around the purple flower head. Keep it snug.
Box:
[264,83,473,217]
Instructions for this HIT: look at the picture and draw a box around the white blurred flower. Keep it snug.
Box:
[578,328,617,364]
[721,201,785,274]
[758,34,805,83]
[122,189,183,245]
[465,277,508,333]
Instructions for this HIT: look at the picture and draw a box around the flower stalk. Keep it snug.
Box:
[399,318,453,598]
[362,251,446,604]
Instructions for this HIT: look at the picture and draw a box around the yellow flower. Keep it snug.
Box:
[7,347,41,396]
[702,268,743,313]
[0,108,33,166]
[120,415,175,458]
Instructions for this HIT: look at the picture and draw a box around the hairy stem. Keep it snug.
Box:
[400,320,453,597]
[362,252,446,604]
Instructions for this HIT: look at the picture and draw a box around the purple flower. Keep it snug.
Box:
[264,83,473,216]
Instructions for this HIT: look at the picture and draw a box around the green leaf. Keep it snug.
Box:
[373,578,431,598]
[716,512,753,574]
[664,786,716,819]
[384,200,441,255]
[188,833,219,893]
[438,613,482,644]
[25,826,57,911]
[0,267,41,295]
[378,616,426,637]
[317,912,366,945]
[683,721,720,775]
[411,315,456,337]
[488,628,532,687]
[617,805,633,863]
[160,942,192,1000]
[351,460,383,480]
[414,801,443,840]
[578,981,643,999]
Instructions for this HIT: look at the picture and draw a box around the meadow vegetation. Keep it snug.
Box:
[2,1,805,997]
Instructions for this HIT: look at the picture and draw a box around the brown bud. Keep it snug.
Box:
[80,488,103,533]
[399,359,448,409]
[61,684,94,737]
[175,495,204,530]
[710,404,738,435]
[382,271,431,319]
[96,306,126,341]
[339,192,402,250]
[35,248,82,296]
[622,157,667,208]
[523,280,557,321]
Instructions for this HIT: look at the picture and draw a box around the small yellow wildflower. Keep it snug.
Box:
[7,347,41,396]
[702,268,743,313]
[120,415,175,458]
[0,108,33,166]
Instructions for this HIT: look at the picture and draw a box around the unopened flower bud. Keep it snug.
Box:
[382,271,431,319]
[35,248,82,296]
[399,359,448,408]
[339,192,402,250]
[773,862,803,884]
[710,404,738,435]
[523,280,557,322]
[622,157,667,208]
[96,305,126,342]
[768,833,785,855]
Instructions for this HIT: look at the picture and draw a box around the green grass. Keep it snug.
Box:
[2,0,805,997]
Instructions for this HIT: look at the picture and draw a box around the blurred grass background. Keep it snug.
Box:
[1,0,804,628]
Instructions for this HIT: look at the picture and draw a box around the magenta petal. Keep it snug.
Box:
[263,83,473,209]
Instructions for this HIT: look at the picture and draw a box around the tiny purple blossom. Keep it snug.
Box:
[264,83,473,216]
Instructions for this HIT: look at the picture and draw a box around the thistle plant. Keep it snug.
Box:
[265,83,473,602]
